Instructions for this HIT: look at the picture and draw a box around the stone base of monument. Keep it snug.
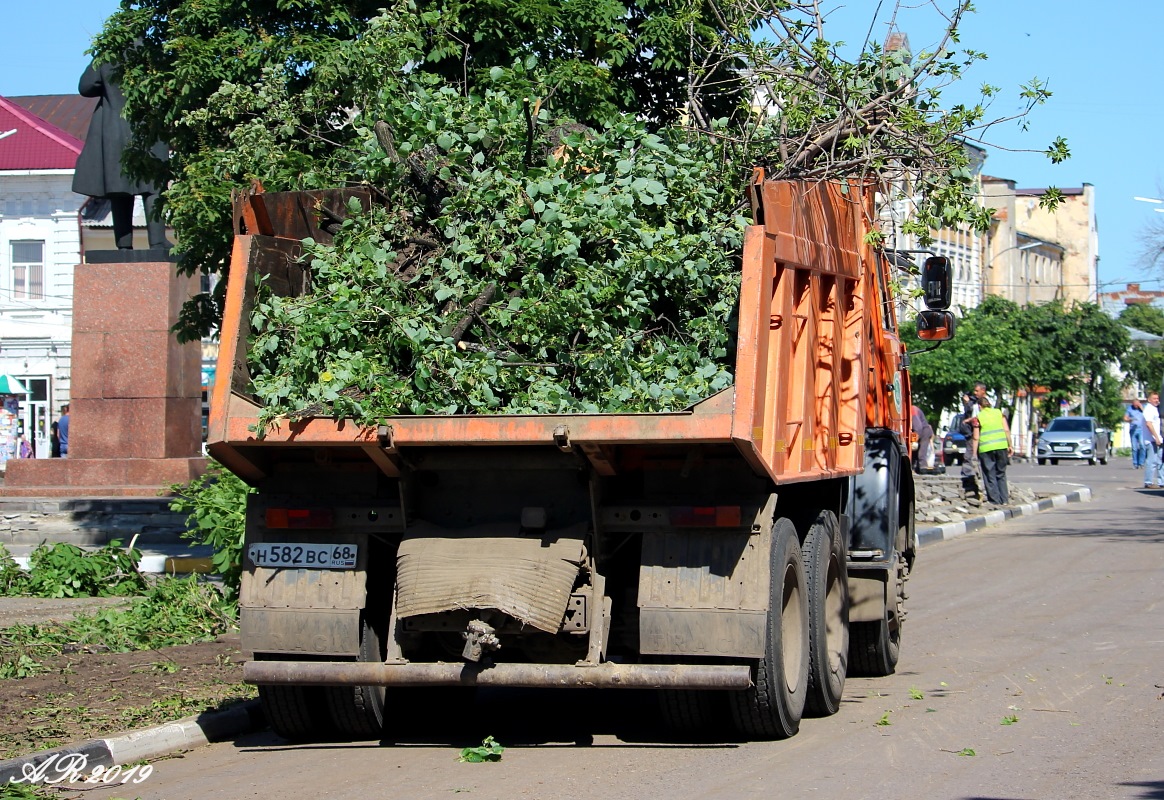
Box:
[2,258,207,498]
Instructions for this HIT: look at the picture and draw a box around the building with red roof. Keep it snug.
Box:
[0,94,86,461]
[0,96,83,170]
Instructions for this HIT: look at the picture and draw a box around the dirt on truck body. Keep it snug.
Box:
[208,174,954,742]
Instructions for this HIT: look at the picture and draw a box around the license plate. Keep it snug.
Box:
[1052,445,1071,452]
[248,543,358,569]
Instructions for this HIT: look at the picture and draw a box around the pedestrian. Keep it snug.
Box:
[17,434,32,459]
[911,403,934,471]
[1124,398,1148,469]
[58,404,70,458]
[959,385,985,490]
[973,396,1012,505]
[49,419,60,458]
[1142,392,1163,489]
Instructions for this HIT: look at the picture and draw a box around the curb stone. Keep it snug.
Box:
[916,487,1092,547]
[0,700,264,785]
[0,486,1093,778]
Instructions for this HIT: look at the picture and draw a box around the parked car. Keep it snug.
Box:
[1036,416,1110,466]
[941,413,969,466]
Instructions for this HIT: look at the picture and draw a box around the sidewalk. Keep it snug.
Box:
[915,485,1093,546]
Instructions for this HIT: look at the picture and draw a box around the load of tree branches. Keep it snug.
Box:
[91,1,1068,420]
[247,83,743,419]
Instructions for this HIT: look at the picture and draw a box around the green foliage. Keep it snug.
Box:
[91,1,1067,346]
[904,295,1028,418]
[0,544,29,596]
[1118,305,1164,396]
[247,84,741,420]
[1000,714,1019,725]
[957,747,976,757]
[907,298,1130,426]
[169,462,255,598]
[0,576,236,680]
[909,687,924,700]
[876,711,892,726]
[0,541,147,599]
[21,541,147,599]
[458,735,505,762]
[0,781,57,799]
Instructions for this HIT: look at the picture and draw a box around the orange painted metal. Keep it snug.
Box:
[730,177,877,482]
[208,235,253,447]
[211,180,905,485]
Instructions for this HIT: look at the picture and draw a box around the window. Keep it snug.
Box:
[11,241,45,301]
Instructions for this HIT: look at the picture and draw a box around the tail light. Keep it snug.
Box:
[265,508,335,529]
[669,506,742,528]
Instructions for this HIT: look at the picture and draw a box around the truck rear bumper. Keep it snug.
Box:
[244,661,753,690]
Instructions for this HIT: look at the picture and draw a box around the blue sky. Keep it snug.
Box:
[0,2,1159,295]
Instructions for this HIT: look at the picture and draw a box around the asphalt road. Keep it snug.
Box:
[80,457,1164,800]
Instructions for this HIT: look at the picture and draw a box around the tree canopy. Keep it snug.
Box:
[1118,304,1164,397]
[91,0,1068,342]
[905,298,1130,429]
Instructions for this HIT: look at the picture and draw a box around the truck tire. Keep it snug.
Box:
[849,614,897,677]
[729,517,809,739]
[658,689,724,739]
[802,510,848,717]
[256,657,333,742]
[327,616,386,739]
[259,684,330,741]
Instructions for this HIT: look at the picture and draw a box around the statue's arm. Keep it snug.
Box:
[78,61,103,97]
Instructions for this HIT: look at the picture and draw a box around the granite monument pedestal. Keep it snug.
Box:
[2,258,206,497]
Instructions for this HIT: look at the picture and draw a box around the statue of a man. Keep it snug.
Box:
[72,59,170,251]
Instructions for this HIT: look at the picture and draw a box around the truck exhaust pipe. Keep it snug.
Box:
[244,661,753,690]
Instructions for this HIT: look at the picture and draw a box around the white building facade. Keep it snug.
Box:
[0,95,88,459]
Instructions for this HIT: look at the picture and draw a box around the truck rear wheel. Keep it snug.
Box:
[259,684,331,741]
[803,510,848,717]
[658,689,724,739]
[326,616,387,739]
[729,517,809,739]
[256,656,333,742]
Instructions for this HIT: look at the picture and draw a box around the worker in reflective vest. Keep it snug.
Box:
[973,396,1012,505]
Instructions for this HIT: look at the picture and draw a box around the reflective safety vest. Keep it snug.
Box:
[977,407,1008,453]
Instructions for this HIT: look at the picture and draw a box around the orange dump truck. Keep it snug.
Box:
[209,175,952,741]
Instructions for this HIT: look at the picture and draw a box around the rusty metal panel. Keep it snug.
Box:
[730,225,777,480]
[209,234,306,447]
[218,403,735,448]
[241,607,360,656]
[730,178,876,482]
[232,187,373,242]
[638,530,768,609]
[838,271,867,471]
[637,505,772,658]
[639,609,766,658]
[848,571,887,623]
[394,523,586,633]
[208,236,254,446]
[763,180,866,280]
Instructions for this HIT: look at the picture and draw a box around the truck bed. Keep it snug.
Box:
[209,177,896,487]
